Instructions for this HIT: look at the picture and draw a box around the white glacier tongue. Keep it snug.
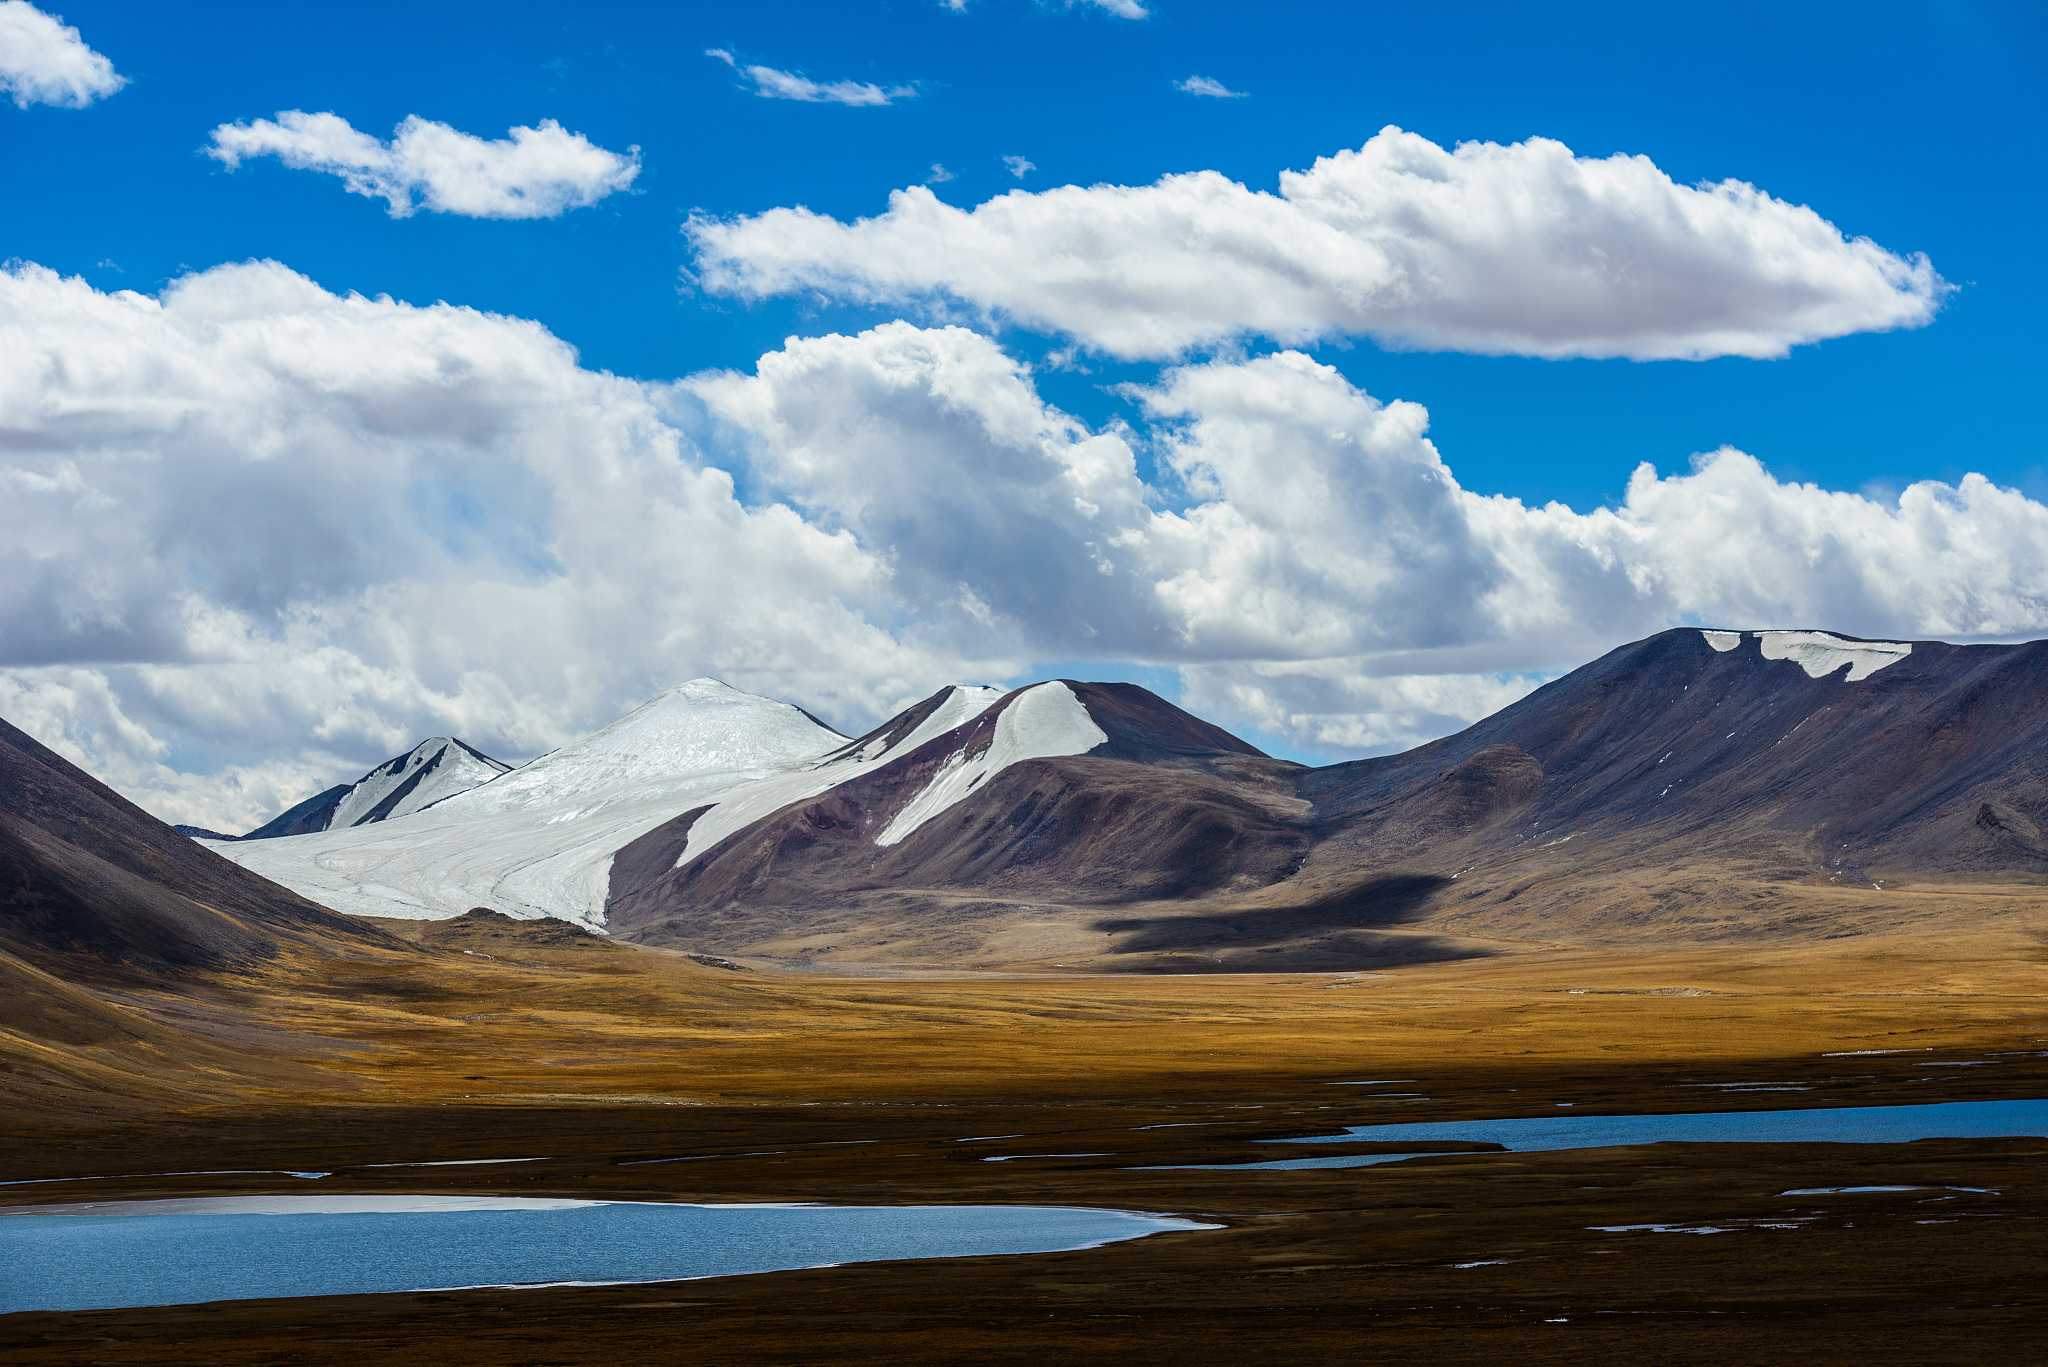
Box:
[209,679,849,925]
[1756,630,1912,682]
[875,682,1109,849]
[328,738,509,829]
[671,684,1008,869]
[441,679,844,817]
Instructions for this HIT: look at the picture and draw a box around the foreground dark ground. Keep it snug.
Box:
[4,915,2047,1363]
[4,1101,2045,1364]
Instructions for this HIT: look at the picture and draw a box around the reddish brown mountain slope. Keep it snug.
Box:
[603,630,2048,971]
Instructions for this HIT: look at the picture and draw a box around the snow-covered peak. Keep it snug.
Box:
[875,681,1108,847]
[437,679,847,817]
[329,736,511,829]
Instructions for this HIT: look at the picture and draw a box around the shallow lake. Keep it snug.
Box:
[0,1196,1207,1314]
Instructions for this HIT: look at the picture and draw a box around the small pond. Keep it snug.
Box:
[0,1196,1208,1314]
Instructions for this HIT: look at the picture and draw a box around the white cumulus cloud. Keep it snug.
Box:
[4,268,2040,826]
[206,111,640,219]
[688,126,1947,361]
[0,0,123,108]
[1177,664,1549,757]
[695,333,2048,754]
[1176,75,1245,98]
[0,262,973,829]
[707,48,915,106]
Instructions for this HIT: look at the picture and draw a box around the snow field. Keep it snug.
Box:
[209,680,1018,925]
[211,680,851,924]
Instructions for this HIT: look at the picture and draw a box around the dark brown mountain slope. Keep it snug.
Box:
[1301,628,2048,883]
[0,717,401,988]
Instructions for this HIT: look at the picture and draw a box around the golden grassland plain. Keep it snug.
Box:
[3,882,2047,1363]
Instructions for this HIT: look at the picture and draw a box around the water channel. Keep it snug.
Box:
[1155,1096,2048,1171]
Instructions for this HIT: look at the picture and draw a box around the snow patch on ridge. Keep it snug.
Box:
[875,682,1109,848]
[672,685,1007,869]
[1756,631,1912,682]
[861,684,1010,765]
[1700,630,1742,652]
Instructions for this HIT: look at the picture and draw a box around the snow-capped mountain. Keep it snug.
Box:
[205,679,1003,926]
[203,628,2048,974]
[604,677,1291,951]
[242,738,511,840]
[602,629,2048,972]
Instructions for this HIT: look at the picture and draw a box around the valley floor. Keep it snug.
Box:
[3,911,2047,1362]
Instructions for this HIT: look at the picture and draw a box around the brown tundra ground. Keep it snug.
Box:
[4,890,2047,1365]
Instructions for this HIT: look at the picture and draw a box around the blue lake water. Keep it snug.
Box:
[0,1196,1208,1314]
[1147,1097,2048,1171]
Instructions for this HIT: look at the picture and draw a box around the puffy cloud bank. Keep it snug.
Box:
[0,0,123,108]
[689,126,1946,360]
[4,262,2037,829]
[207,111,640,219]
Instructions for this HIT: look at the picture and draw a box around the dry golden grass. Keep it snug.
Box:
[7,888,2042,1125]
[6,893,2048,1365]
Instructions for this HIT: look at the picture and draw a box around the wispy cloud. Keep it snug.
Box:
[707,48,916,106]
[1176,75,1247,98]
[0,0,125,108]
[1003,155,1035,179]
[207,111,639,219]
[942,0,1147,13]
[927,164,955,183]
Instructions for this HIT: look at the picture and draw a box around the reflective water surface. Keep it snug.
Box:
[0,1196,1208,1314]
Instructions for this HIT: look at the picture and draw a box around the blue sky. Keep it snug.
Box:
[10,0,2043,505]
[3,0,2046,823]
